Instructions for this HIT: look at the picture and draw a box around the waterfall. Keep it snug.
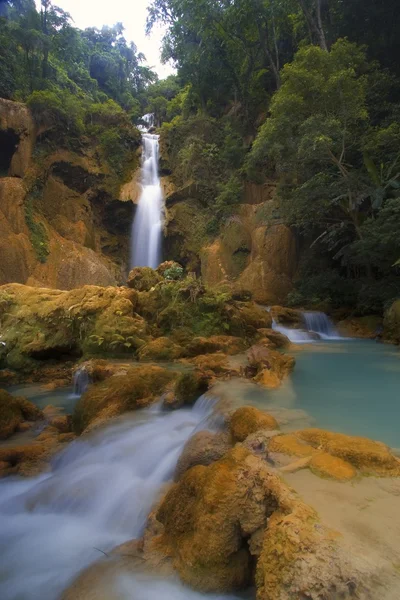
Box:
[72,367,90,397]
[0,396,228,600]
[131,133,163,269]
[272,311,340,343]
[302,311,339,339]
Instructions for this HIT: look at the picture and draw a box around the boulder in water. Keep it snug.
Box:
[185,335,246,357]
[72,365,177,433]
[149,446,363,597]
[247,344,295,388]
[270,305,303,327]
[309,452,357,481]
[297,428,400,476]
[230,406,278,443]
[173,371,210,406]
[127,266,162,291]
[256,328,291,349]
[174,430,232,480]
[0,389,43,439]
[227,301,272,332]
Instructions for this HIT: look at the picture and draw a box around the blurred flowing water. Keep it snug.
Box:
[131,133,163,268]
[0,396,246,600]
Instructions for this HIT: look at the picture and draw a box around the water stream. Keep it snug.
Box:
[272,310,341,342]
[0,397,244,600]
[131,133,163,268]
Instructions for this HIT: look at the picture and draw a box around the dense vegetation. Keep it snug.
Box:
[1,0,400,314]
[0,0,158,184]
[147,0,400,314]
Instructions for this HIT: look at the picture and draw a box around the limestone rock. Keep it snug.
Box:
[256,328,290,349]
[73,365,177,433]
[297,428,400,476]
[127,267,162,291]
[235,225,296,305]
[174,430,232,480]
[137,337,183,361]
[151,446,362,597]
[383,299,400,343]
[0,389,43,439]
[247,344,295,388]
[309,452,357,481]
[173,371,210,406]
[0,284,148,371]
[0,98,35,177]
[230,406,279,442]
[270,305,303,327]
[185,335,246,357]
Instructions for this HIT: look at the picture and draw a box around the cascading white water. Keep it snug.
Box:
[302,311,339,339]
[72,367,90,397]
[271,311,340,343]
[0,396,244,600]
[131,133,163,269]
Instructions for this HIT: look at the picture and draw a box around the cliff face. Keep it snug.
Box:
[0,99,138,290]
[163,177,297,304]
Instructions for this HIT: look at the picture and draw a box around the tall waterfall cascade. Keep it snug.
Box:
[131,132,163,269]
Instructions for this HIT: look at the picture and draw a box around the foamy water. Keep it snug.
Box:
[0,397,223,600]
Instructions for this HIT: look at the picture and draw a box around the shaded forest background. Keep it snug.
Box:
[1,0,400,314]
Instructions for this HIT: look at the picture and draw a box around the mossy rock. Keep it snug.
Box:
[0,389,43,439]
[137,337,183,361]
[73,365,177,433]
[230,406,279,443]
[127,267,162,291]
[174,371,210,406]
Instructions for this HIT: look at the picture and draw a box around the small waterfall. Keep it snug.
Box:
[272,319,314,343]
[131,133,163,268]
[0,396,220,600]
[72,367,90,397]
[303,311,339,339]
[271,311,340,343]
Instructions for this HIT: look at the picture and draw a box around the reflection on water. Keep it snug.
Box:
[6,383,76,412]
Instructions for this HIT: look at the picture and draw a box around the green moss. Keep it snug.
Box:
[24,198,50,263]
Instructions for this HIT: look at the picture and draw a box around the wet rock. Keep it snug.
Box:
[232,302,272,330]
[270,305,303,328]
[0,284,147,371]
[173,371,210,406]
[230,406,279,443]
[247,345,295,389]
[73,366,177,433]
[183,353,233,376]
[161,391,180,410]
[49,415,72,434]
[150,446,362,597]
[256,328,290,349]
[185,335,246,357]
[297,428,400,476]
[269,433,316,457]
[309,452,357,481]
[138,337,183,361]
[127,266,162,291]
[0,389,43,439]
[174,430,232,480]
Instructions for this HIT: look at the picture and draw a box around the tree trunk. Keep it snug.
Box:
[298,0,328,51]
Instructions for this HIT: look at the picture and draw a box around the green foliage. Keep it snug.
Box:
[163,265,184,280]
[27,89,84,135]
